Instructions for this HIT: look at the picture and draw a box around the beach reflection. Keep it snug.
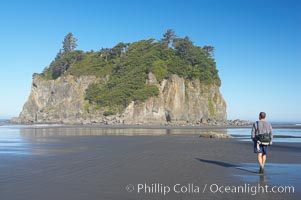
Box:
[234,163,301,187]
[20,127,227,136]
[2,127,228,156]
[259,174,266,184]
[0,127,30,155]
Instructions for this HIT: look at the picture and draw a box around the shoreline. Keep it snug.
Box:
[3,123,301,130]
[5,117,301,129]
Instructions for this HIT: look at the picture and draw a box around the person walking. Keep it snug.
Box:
[251,112,273,174]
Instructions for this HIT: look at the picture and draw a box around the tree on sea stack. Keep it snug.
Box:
[62,32,78,54]
[203,45,215,57]
[162,29,176,48]
[43,33,79,79]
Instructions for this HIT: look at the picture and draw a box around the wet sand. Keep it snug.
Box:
[0,131,300,200]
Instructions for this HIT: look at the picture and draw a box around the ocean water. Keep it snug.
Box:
[228,128,301,143]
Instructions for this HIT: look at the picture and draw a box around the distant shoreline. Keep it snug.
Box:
[3,122,301,130]
[6,117,301,129]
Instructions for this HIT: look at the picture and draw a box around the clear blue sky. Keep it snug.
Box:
[0,0,300,122]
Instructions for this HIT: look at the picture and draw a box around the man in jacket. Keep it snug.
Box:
[251,112,273,174]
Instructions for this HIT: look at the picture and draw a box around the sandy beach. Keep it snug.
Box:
[0,128,300,200]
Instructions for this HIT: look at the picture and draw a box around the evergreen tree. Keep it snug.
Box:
[203,45,215,57]
[162,29,176,48]
[62,32,78,55]
[55,49,63,60]
[173,36,193,58]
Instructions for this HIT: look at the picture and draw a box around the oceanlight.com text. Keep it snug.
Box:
[125,183,295,196]
[207,183,295,195]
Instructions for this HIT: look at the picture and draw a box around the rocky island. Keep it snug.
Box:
[14,30,237,126]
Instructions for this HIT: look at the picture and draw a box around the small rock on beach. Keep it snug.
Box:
[199,131,232,139]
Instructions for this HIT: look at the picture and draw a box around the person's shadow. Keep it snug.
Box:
[195,158,258,174]
[195,158,266,184]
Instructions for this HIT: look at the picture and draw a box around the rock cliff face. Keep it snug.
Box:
[17,73,227,125]
[18,74,99,123]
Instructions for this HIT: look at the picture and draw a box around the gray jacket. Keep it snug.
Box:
[251,120,273,140]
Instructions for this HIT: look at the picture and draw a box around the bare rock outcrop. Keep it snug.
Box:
[16,73,227,125]
[122,73,227,125]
